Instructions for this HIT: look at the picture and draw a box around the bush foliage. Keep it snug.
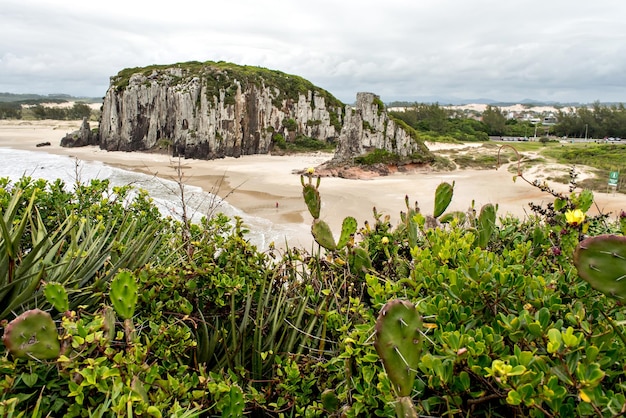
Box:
[1,170,626,417]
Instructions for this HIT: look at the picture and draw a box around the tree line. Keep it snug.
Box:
[390,102,626,141]
[553,102,626,139]
[0,102,95,120]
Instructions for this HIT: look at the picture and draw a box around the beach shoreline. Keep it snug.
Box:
[2,120,625,248]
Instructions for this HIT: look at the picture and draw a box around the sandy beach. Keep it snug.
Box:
[1,120,625,249]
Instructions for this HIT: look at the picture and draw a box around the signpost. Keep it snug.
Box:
[608,171,619,194]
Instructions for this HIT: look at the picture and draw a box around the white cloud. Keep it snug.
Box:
[1,0,626,103]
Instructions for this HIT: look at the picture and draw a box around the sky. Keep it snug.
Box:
[2,0,625,104]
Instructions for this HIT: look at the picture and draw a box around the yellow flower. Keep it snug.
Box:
[381,237,389,245]
[565,209,585,226]
[306,167,315,175]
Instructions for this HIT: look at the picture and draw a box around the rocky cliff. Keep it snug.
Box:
[334,92,431,161]
[97,61,432,164]
[99,61,344,159]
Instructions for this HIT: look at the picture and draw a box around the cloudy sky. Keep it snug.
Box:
[2,0,625,104]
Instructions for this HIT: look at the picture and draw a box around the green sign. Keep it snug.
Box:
[609,171,619,186]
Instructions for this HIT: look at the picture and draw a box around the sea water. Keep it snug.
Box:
[0,148,307,251]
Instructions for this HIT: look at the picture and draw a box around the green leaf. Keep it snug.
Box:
[506,389,522,405]
[554,197,567,211]
[20,373,38,388]
[561,327,581,348]
[550,366,574,386]
[547,328,562,353]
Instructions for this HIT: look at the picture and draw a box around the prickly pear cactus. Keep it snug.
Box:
[109,271,138,320]
[574,235,626,301]
[433,182,454,218]
[374,299,422,397]
[221,385,245,417]
[302,184,321,220]
[439,211,467,225]
[337,216,357,249]
[101,305,117,343]
[321,389,339,413]
[311,219,337,251]
[395,397,418,418]
[474,203,497,249]
[2,309,60,360]
[43,282,69,312]
[349,247,373,275]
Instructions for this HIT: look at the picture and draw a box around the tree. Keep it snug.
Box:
[481,105,507,135]
[31,105,47,119]
[68,103,92,120]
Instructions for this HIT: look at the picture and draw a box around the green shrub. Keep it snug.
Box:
[282,118,298,132]
[354,148,400,165]
[3,173,626,417]
[272,132,286,149]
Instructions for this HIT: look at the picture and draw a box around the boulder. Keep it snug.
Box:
[60,118,97,147]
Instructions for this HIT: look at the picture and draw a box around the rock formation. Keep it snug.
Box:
[60,118,98,147]
[94,61,432,166]
[334,92,431,161]
[98,62,344,159]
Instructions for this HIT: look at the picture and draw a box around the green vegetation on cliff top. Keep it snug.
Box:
[111,60,344,110]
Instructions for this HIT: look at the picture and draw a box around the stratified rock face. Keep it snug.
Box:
[98,62,344,159]
[334,92,431,161]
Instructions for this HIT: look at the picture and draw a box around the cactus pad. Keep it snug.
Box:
[311,219,337,251]
[439,211,467,225]
[474,203,497,249]
[350,247,372,274]
[374,299,422,397]
[321,389,339,413]
[302,184,321,219]
[101,305,117,342]
[433,182,454,218]
[110,271,138,320]
[43,282,69,312]
[2,309,60,360]
[221,385,245,418]
[337,216,357,249]
[574,235,626,300]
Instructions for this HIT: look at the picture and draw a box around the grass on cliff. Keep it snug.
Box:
[111,60,344,112]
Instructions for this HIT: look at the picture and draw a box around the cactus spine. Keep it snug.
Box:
[374,299,422,417]
[2,309,60,360]
[574,234,626,300]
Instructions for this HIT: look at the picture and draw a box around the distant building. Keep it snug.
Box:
[542,115,557,125]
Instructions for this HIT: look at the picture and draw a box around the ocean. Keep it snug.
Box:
[0,147,308,251]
